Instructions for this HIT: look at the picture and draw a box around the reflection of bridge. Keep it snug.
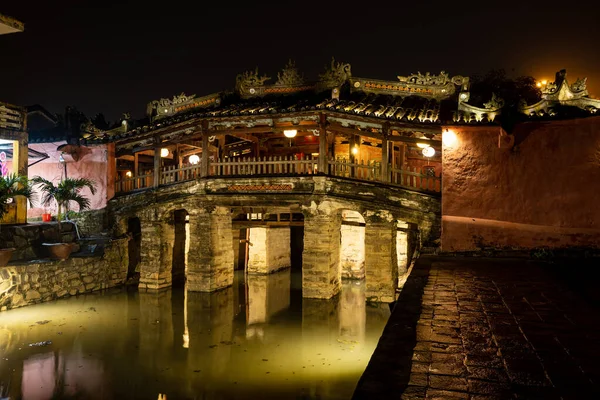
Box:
[111,173,440,302]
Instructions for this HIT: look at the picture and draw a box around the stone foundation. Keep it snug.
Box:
[186,207,234,292]
[0,222,77,261]
[365,212,398,303]
[340,223,365,279]
[0,237,128,312]
[302,203,341,299]
[248,226,291,274]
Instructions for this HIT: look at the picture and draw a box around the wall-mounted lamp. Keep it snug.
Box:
[125,171,133,177]
[351,146,359,155]
[442,129,457,147]
[160,148,170,157]
[189,154,200,165]
[283,129,297,138]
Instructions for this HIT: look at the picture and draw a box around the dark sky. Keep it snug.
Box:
[1,1,599,122]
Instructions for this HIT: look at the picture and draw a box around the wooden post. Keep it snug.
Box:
[318,113,327,174]
[201,132,209,178]
[381,124,389,183]
[153,141,161,188]
[134,152,139,189]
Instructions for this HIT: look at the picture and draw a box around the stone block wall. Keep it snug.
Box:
[0,237,128,312]
[74,209,107,236]
[247,227,291,274]
[340,224,365,279]
[0,222,77,261]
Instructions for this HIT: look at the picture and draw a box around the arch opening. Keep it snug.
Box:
[172,209,189,285]
[340,210,366,281]
[126,217,141,281]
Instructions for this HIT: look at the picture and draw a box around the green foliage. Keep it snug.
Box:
[31,176,96,223]
[0,174,36,221]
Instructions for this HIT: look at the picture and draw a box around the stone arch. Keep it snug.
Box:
[340,210,366,280]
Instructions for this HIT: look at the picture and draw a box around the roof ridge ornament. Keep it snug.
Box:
[276,60,305,86]
[318,58,352,88]
[236,67,272,97]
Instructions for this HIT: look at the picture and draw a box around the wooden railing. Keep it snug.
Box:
[390,166,441,192]
[327,158,381,181]
[115,156,441,194]
[115,172,153,193]
[210,155,317,176]
[160,164,201,185]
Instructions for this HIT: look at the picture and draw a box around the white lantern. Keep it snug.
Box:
[422,146,435,157]
[189,154,200,165]
[283,129,297,138]
[160,148,169,157]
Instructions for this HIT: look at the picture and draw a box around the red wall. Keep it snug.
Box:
[27,142,111,218]
[441,117,600,251]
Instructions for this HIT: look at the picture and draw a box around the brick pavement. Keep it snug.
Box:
[354,255,600,400]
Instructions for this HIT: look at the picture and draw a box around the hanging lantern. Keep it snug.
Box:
[189,154,200,165]
[283,129,297,138]
[160,148,170,157]
[422,146,435,157]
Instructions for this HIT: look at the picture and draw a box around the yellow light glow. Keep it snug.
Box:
[160,148,169,157]
[416,143,429,148]
[422,146,435,157]
[125,171,132,177]
[442,129,457,147]
[283,129,297,138]
[189,154,200,165]
[541,80,547,85]
[351,146,359,155]
[536,82,542,87]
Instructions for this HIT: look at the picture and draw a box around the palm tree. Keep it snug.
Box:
[0,174,35,222]
[32,176,96,236]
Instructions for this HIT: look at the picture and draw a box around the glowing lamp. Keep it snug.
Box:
[536,82,542,88]
[160,148,170,157]
[351,146,359,155]
[125,171,132,177]
[541,80,547,85]
[422,146,435,157]
[283,129,297,138]
[189,154,200,165]
[442,129,457,147]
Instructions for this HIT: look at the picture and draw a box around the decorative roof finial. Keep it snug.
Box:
[276,60,304,86]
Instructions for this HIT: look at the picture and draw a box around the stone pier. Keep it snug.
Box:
[340,223,366,279]
[186,207,235,292]
[247,226,291,274]
[139,219,174,290]
[365,211,398,302]
[302,203,342,299]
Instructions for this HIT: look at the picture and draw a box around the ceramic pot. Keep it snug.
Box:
[0,248,15,267]
[43,243,74,260]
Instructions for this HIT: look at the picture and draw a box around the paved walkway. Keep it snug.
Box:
[354,255,600,399]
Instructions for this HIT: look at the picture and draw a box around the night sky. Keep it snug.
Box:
[1,1,599,122]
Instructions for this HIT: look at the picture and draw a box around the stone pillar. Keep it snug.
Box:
[340,223,365,279]
[248,226,291,274]
[364,211,398,302]
[138,219,173,290]
[186,207,234,292]
[302,205,341,299]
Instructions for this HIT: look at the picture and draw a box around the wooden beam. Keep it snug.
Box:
[318,113,327,173]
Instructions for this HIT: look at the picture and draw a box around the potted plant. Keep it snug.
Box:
[0,174,35,266]
[32,176,96,260]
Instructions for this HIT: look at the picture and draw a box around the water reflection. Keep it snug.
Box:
[0,271,389,400]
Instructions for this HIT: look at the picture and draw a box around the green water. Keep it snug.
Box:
[0,270,389,399]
